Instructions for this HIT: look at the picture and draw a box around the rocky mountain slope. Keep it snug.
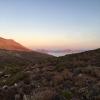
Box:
[0,46,100,100]
[0,37,30,51]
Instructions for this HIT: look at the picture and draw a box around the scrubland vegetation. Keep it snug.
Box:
[0,48,100,100]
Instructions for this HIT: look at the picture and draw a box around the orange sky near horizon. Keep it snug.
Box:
[0,33,99,50]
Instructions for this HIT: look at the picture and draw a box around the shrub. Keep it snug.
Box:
[61,90,73,100]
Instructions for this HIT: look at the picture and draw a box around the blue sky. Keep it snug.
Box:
[0,0,100,49]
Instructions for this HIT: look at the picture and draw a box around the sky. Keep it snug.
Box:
[0,0,100,50]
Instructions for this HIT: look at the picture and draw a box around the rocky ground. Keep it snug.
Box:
[0,49,100,100]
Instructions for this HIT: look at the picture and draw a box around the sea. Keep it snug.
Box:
[47,52,71,57]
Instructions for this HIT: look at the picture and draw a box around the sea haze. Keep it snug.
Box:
[47,52,70,57]
[35,49,85,57]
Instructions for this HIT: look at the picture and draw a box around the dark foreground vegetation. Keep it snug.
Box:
[0,48,100,100]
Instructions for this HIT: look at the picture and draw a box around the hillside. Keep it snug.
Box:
[0,48,100,100]
[0,37,31,51]
[56,48,100,68]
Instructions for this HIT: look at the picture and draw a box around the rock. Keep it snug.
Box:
[3,85,8,89]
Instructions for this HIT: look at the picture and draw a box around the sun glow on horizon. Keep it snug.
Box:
[0,33,99,50]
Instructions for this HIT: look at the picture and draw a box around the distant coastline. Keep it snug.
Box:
[35,49,85,57]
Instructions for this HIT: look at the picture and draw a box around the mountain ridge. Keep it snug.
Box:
[0,37,31,52]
